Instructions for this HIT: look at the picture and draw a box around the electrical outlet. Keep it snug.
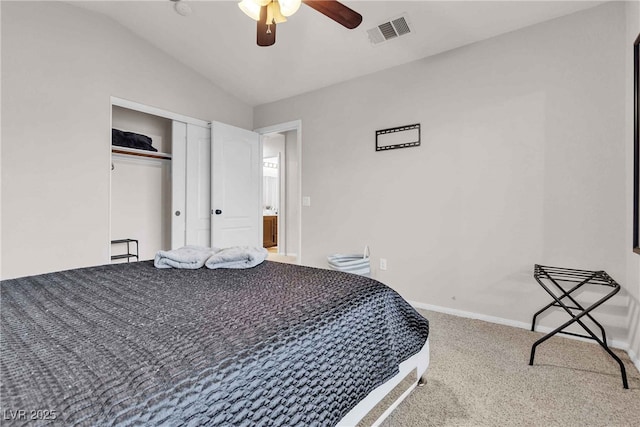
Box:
[380,258,387,271]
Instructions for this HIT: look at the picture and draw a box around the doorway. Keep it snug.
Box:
[256,121,302,264]
[262,151,280,252]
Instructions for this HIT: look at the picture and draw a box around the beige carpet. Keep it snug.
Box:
[380,310,640,427]
[266,253,297,264]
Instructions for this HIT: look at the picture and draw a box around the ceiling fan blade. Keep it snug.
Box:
[257,5,276,47]
[303,0,363,30]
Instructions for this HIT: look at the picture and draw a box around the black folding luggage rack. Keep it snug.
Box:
[529,264,628,389]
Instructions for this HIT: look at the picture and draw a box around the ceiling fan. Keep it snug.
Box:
[237,0,363,47]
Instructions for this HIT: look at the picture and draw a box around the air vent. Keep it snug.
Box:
[367,14,413,45]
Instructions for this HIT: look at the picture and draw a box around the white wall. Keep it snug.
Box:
[263,134,286,158]
[1,1,252,279]
[255,3,633,344]
[625,0,640,366]
[263,134,284,214]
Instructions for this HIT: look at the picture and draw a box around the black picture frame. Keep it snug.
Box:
[634,33,640,254]
[375,124,421,152]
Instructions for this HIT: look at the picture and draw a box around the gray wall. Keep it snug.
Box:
[254,3,635,347]
[1,1,252,278]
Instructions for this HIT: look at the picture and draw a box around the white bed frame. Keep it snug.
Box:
[337,338,430,426]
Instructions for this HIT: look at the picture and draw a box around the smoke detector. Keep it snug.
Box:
[172,0,192,17]
[367,14,413,45]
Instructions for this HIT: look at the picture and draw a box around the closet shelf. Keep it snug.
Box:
[112,146,172,160]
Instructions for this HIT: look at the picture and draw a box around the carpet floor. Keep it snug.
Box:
[380,309,640,427]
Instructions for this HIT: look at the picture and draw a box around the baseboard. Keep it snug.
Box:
[408,300,637,369]
[628,347,640,374]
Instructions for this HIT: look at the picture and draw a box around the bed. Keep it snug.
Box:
[1,260,429,426]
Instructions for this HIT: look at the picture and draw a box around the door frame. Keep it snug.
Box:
[111,97,209,128]
[254,120,302,264]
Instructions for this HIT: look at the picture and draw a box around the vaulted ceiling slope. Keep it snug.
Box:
[74,1,606,106]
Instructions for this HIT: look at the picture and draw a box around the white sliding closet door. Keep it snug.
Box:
[185,124,211,247]
[211,121,261,248]
[171,122,211,248]
[171,121,187,248]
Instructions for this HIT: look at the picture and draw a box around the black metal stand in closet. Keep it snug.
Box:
[110,239,139,263]
[529,264,628,389]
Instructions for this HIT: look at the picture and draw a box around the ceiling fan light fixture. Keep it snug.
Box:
[278,0,301,17]
[267,1,287,24]
[238,0,269,21]
[249,0,362,47]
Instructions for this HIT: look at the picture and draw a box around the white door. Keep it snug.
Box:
[171,122,212,249]
[185,124,212,247]
[171,121,187,248]
[211,121,262,248]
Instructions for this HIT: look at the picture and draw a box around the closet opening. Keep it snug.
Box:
[109,98,262,263]
[110,105,172,263]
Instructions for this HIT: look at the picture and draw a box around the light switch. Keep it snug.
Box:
[302,196,311,207]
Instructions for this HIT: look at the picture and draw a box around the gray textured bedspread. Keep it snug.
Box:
[1,261,429,426]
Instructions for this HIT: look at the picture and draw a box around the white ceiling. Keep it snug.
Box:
[74,0,606,106]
